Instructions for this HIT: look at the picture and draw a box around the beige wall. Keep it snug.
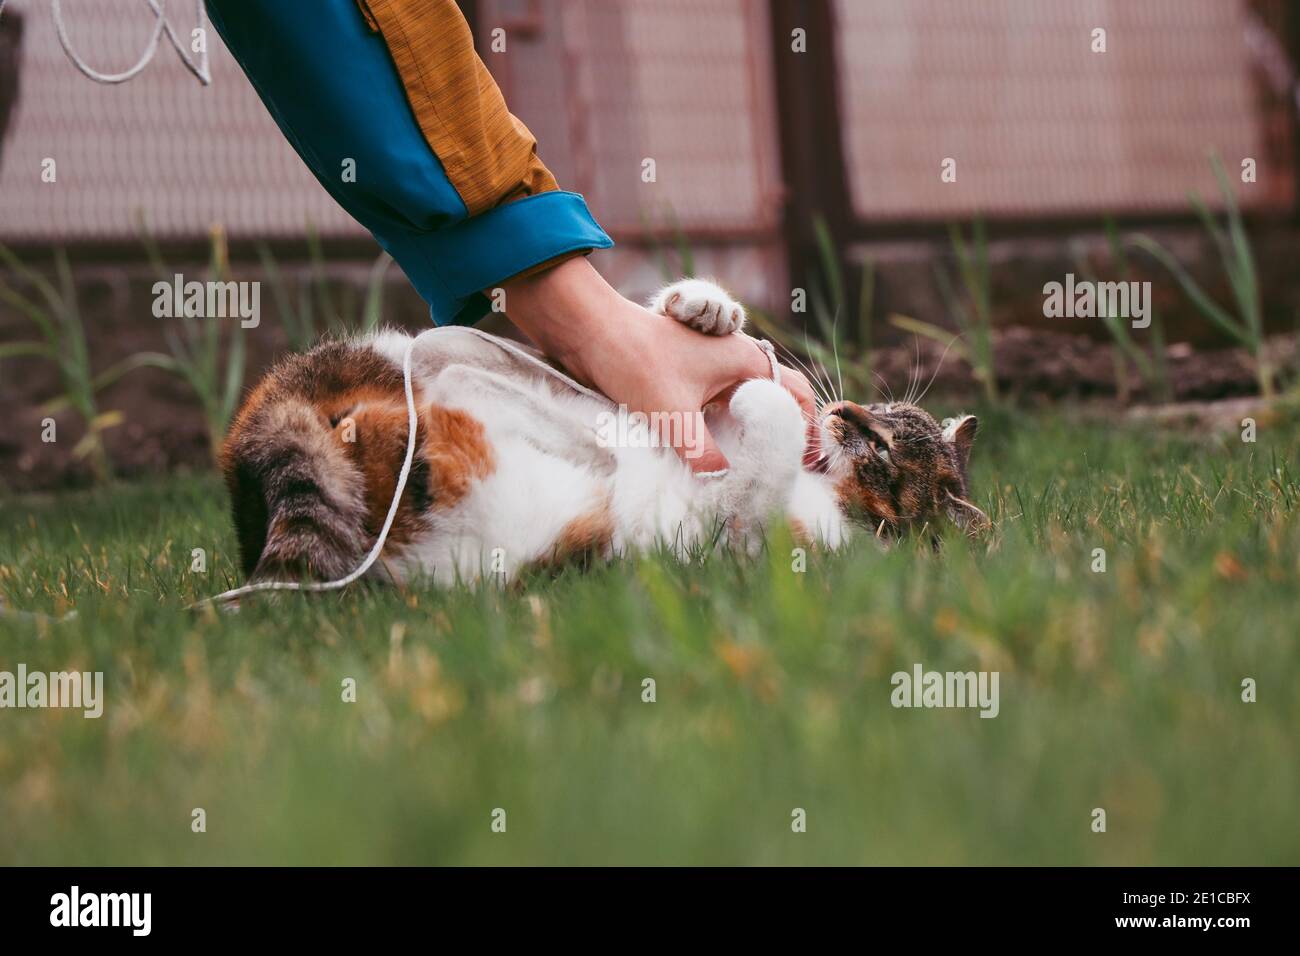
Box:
[0,0,362,241]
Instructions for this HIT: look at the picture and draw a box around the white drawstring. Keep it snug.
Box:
[755,338,780,384]
[50,0,212,86]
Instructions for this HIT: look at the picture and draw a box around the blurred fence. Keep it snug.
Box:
[0,0,1295,303]
[0,0,363,240]
[831,0,1296,223]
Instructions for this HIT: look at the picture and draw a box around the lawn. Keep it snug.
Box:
[1,405,1298,865]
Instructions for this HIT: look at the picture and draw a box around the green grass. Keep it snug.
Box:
[2,408,1298,865]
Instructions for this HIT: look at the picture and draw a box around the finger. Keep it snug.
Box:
[777,363,817,419]
[705,333,781,405]
[672,417,729,475]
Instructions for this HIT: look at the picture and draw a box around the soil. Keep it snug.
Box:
[869,329,1294,407]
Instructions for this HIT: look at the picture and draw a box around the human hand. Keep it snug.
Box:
[502,258,819,474]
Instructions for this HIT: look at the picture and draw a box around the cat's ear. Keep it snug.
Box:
[946,491,990,537]
[942,414,978,473]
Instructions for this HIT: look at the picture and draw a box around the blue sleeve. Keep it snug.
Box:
[205,0,612,326]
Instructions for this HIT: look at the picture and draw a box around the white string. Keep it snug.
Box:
[51,0,211,86]
[755,338,780,385]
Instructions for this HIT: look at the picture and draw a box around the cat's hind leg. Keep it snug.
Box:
[648,278,746,335]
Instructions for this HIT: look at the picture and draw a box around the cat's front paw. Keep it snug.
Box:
[728,379,806,461]
[649,278,746,335]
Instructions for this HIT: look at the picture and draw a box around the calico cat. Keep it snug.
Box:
[220,279,987,586]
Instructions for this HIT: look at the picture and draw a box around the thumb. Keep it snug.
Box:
[666,414,729,475]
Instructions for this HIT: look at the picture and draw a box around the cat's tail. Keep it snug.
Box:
[221,399,371,584]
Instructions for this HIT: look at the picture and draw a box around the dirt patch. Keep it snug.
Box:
[870,329,1294,406]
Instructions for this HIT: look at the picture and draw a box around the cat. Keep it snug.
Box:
[220,278,987,586]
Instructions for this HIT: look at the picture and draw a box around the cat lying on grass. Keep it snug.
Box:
[221,279,986,586]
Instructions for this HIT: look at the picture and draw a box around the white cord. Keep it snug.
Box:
[51,0,211,86]
[755,338,780,385]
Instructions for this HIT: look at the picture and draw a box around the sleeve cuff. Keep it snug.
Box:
[378,190,614,326]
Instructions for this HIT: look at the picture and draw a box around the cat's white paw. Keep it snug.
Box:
[729,378,797,422]
[728,379,806,461]
[649,278,746,335]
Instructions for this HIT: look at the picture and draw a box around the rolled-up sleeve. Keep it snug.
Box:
[206,0,612,326]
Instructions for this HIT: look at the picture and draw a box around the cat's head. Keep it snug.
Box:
[815,400,989,538]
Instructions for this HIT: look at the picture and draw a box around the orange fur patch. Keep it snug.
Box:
[788,517,812,545]
[334,398,497,546]
[836,475,898,524]
[421,404,496,506]
[556,502,615,559]
[524,500,614,575]
[320,392,496,546]
[343,399,422,543]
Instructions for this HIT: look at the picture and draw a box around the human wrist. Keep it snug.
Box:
[502,257,637,388]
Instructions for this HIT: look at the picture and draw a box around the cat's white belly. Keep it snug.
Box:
[394,423,714,584]
[397,432,609,585]
[373,329,846,582]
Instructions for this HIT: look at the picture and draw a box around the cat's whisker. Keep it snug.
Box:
[829,309,845,403]
[794,365,832,411]
[794,330,837,401]
[780,340,835,408]
[913,330,967,407]
[871,370,896,405]
[903,337,922,406]
[795,332,837,403]
[810,348,840,407]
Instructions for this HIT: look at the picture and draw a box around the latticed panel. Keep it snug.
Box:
[480,0,784,239]
[832,0,1296,220]
[0,0,364,241]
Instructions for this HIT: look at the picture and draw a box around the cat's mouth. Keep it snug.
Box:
[812,410,848,474]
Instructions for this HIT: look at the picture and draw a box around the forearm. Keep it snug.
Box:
[502,258,631,389]
[206,0,611,325]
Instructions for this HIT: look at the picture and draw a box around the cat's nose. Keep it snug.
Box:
[827,401,874,425]
[828,402,893,442]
